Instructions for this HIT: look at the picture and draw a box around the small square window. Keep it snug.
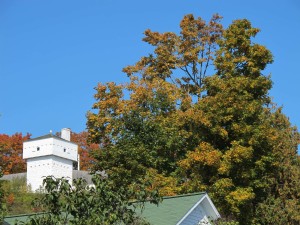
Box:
[37,147,40,151]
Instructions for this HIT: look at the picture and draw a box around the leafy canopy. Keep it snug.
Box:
[87,14,300,225]
[0,133,30,174]
[20,175,159,225]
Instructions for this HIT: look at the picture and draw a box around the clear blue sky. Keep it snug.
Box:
[1,0,300,138]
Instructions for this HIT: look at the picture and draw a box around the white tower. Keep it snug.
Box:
[23,128,78,192]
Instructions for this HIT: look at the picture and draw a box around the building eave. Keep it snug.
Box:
[24,134,77,145]
[176,193,221,225]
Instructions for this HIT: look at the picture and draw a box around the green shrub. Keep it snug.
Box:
[2,177,43,215]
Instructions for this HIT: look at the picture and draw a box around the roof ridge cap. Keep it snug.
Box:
[162,192,206,200]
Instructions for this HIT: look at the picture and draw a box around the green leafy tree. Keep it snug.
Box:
[178,19,299,224]
[87,14,300,224]
[87,14,223,192]
[180,17,273,207]
[253,109,300,225]
[87,78,190,187]
[20,174,159,225]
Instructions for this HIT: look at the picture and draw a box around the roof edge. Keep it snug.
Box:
[24,134,77,145]
[176,193,208,225]
[176,193,221,225]
[130,192,207,205]
[24,154,78,162]
[4,211,48,219]
[162,192,206,200]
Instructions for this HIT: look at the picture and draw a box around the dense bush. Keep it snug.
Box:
[18,174,159,225]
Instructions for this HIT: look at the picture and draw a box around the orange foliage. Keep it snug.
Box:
[0,133,31,174]
[143,169,180,196]
[71,131,99,171]
[6,193,15,206]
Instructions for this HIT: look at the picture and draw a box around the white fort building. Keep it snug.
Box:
[23,128,79,191]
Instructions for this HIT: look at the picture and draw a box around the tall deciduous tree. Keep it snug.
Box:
[87,14,300,224]
[0,133,31,174]
[123,14,223,98]
[179,19,275,222]
[87,78,189,186]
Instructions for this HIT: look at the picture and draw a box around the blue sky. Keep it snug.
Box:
[1,0,300,138]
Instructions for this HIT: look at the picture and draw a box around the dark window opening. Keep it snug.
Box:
[73,161,78,170]
[37,147,40,151]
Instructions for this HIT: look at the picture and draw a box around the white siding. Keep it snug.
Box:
[201,197,221,221]
[51,156,73,184]
[23,137,77,161]
[24,135,78,192]
[179,204,210,225]
[52,138,77,161]
[27,156,53,191]
[23,138,54,159]
[27,156,73,191]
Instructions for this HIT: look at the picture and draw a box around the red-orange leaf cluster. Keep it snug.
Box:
[71,131,99,171]
[0,133,31,174]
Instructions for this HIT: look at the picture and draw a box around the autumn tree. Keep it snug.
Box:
[87,14,300,224]
[0,133,31,174]
[123,14,223,99]
[87,78,190,188]
[70,131,98,171]
[178,19,275,222]
[87,14,225,190]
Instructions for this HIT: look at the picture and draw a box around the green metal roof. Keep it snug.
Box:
[3,193,207,225]
[139,192,206,225]
[4,212,46,224]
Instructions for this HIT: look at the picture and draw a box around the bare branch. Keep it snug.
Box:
[203,44,212,78]
[180,66,198,86]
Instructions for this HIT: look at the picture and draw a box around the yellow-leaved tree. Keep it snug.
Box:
[87,15,300,224]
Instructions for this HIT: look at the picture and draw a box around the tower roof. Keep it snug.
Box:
[24,133,76,145]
